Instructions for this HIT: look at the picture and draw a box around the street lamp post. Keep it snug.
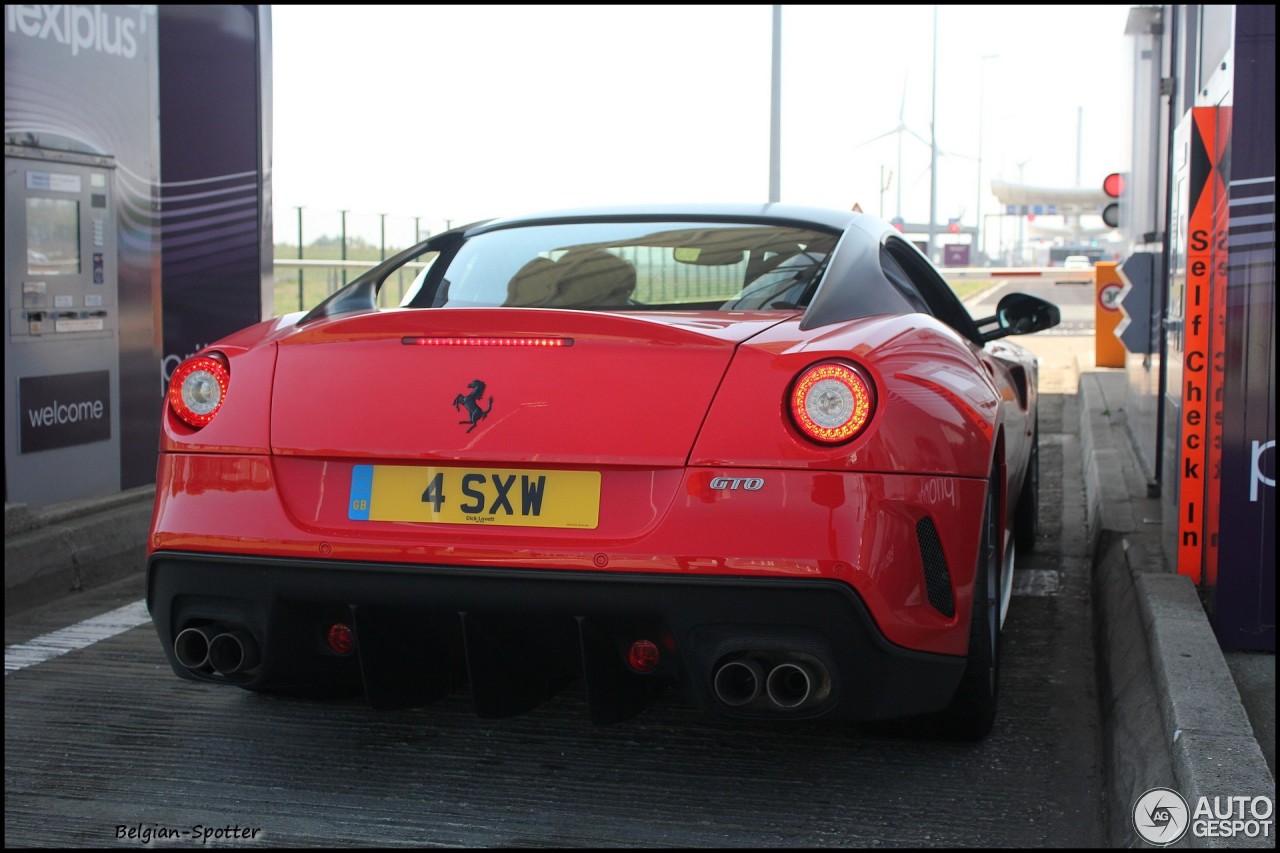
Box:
[768,5,781,203]
[975,54,999,263]
[983,212,1002,265]
[926,5,938,261]
[1014,158,1030,265]
[339,209,350,287]
[295,206,304,310]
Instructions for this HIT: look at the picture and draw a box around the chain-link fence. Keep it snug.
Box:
[272,207,448,315]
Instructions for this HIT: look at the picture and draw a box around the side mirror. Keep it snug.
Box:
[976,293,1061,341]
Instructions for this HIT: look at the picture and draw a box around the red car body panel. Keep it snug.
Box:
[152,308,1003,657]
[146,206,1055,732]
[152,451,985,656]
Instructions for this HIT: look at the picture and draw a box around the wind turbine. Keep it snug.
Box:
[854,74,930,221]
[1014,156,1032,264]
[856,72,974,223]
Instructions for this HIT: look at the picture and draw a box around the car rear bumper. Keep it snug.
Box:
[147,552,966,724]
[150,453,988,657]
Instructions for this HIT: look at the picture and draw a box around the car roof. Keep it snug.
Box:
[467,203,873,236]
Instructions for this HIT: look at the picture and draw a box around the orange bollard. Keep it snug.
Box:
[1094,262,1126,367]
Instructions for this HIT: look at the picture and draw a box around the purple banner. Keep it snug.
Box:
[1215,4,1275,651]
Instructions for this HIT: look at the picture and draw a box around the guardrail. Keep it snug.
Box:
[940,266,1097,284]
[273,259,386,269]
[269,259,1098,317]
[272,258,429,314]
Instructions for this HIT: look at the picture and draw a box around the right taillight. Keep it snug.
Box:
[789,361,875,445]
[169,355,229,428]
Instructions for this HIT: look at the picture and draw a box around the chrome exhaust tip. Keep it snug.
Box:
[208,629,261,676]
[174,625,219,670]
[713,659,764,707]
[766,661,814,709]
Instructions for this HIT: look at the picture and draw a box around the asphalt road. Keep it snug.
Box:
[4,293,1108,848]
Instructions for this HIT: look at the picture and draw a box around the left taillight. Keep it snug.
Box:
[168,354,229,428]
[788,360,876,445]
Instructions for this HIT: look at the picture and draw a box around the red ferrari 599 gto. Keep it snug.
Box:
[148,205,1059,739]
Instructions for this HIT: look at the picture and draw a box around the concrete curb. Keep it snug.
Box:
[1079,368,1275,847]
[3,485,154,617]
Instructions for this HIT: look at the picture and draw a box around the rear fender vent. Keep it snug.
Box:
[916,516,955,617]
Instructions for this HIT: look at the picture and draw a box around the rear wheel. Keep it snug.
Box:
[942,469,1001,740]
[1013,415,1039,554]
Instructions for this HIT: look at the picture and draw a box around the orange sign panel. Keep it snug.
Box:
[1177,107,1230,584]
[1094,263,1125,367]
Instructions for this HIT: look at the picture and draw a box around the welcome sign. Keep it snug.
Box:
[19,370,112,453]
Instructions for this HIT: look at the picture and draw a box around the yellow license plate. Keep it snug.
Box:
[349,465,600,529]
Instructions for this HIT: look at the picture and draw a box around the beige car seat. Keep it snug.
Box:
[505,257,560,307]
[546,250,636,308]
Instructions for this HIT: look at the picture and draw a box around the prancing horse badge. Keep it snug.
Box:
[453,379,493,433]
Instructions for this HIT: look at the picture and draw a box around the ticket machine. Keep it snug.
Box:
[4,145,121,507]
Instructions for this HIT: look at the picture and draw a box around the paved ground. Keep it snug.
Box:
[4,299,1274,847]
[1016,331,1275,847]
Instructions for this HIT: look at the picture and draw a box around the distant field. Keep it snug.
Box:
[947,279,997,302]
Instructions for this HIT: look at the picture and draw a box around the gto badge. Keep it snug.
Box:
[709,476,765,491]
[452,378,494,433]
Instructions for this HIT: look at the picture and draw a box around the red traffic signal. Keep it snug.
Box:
[1101,172,1124,228]
[947,219,960,234]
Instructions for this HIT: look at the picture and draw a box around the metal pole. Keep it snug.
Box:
[296,207,304,311]
[1153,6,1178,496]
[340,210,348,286]
[1075,105,1084,243]
[927,5,939,261]
[1015,159,1029,265]
[896,115,904,220]
[976,55,998,263]
[768,5,781,203]
[414,216,421,244]
[1075,106,1084,187]
[380,213,386,260]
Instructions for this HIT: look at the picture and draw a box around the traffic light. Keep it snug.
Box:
[947,217,960,234]
[1101,172,1125,228]
[890,216,905,232]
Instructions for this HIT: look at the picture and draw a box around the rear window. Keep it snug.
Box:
[403,221,839,311]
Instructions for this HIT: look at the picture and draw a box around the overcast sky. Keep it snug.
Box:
[271,4,1133,243]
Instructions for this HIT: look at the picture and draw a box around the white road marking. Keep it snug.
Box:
[5,599,151,675]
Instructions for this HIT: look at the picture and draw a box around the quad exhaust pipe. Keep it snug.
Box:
[712,659,764,707]
[765,661,814,709]
[712,656,826,712]
[174,625,260,675]
[174,625,219,670]
[208,629,261,675]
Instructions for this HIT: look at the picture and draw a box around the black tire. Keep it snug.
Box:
[942,470,1001,740]
[1013,415,1039,554]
